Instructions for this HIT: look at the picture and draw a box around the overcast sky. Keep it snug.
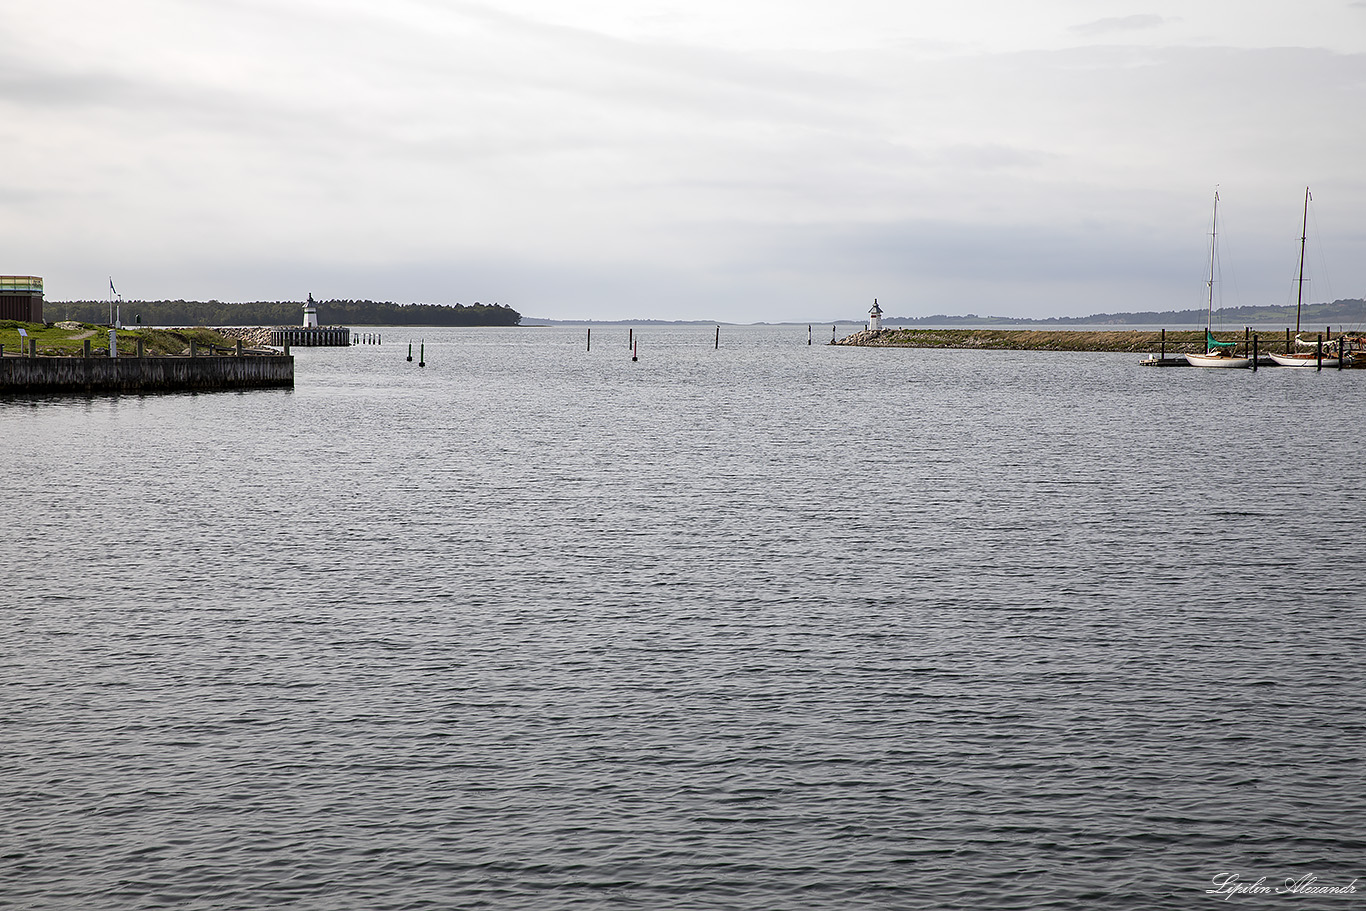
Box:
[3,0,1364,321]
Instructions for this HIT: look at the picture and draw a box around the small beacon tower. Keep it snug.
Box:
[303,293,319,328]
[868,298,883,331]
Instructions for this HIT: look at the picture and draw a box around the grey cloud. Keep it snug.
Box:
[1070,14,1167,37]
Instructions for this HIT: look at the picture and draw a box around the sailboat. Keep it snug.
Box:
[1184,191,1251,368]
[1266,187,1339,368]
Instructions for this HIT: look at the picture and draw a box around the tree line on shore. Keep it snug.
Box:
[50,299,522,327]
[886,298,1366,327]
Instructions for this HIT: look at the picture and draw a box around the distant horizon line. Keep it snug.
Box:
[44,296,1366,327]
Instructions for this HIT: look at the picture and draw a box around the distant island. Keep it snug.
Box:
[50,299,522,327]
[527,298,1366,327]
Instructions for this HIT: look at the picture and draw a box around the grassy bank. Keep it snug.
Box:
[836,328,1326,354]
[0,321,247,357]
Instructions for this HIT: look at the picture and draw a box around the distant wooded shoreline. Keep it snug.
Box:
[872,298,1366,327]
[49,299,522,327]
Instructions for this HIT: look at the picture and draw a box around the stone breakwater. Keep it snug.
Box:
[195,326,350,348]
[157,326,329,347]
[204,327,278,348]
[833,328,1285,354]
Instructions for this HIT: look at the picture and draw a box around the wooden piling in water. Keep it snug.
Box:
[1252,333,1258,371]
[715,326,719,350]
[1317,333,1323,371]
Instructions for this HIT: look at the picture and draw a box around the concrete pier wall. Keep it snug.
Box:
[0,355,294,393]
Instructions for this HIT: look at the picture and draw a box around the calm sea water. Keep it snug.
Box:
[3,326,1364,910]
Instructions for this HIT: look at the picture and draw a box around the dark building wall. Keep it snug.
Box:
[0,293,43,323]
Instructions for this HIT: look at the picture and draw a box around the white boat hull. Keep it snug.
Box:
[1184,352,1251,368]
[1266,351,1340,368]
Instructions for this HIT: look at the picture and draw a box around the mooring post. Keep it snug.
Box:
[235,339,243,357]
[419,340,425,368]
[587,328,591,351]
[83,340,91,358]
[808,324,812,346]
[29,338,36,358]
[108,331,117,359]
[1161,328,1166,360]
[137,338,145,359]
[715,326,719,350]
[1252,333,1258,372]
[1317,333,1323,371]
[1286,327,1291,353]
[629,328,633,349]
[407,342,413,362]
[632,338,638,362]
[190,339,197,359]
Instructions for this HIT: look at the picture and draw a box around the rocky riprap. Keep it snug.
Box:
[832,328,1254,353]
[211,327,279,348]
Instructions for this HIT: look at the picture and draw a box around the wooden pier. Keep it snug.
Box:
[268,326,350,347]
[0,351,293,393]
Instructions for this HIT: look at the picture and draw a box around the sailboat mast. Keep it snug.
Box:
[1206,191,1219,334]
[1295,186,1310,334]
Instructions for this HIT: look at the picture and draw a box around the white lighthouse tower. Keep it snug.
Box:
[303,293,319,328]
[868,298,883,331]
